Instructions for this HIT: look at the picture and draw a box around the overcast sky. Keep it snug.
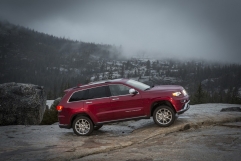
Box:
[0,0,241,63]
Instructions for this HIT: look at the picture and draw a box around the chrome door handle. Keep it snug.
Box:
[86,102,92,104]
[112,98,119,100]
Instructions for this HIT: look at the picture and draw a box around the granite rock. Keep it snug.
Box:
[0,82,46,125]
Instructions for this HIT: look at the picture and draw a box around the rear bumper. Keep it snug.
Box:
[59,124,71,129]
[177,100,190,114]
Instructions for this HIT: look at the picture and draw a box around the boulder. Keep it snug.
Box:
[0,82,46,125]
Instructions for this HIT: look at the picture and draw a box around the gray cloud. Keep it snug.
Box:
[0,0,241,63]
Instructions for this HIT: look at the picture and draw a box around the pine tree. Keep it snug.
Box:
[146,60,151,69]
[121,64,125,78]
[126,61,130,70]
[193,83,206,104]
[40,98,60,125]
[53,84,57,99]
[134,69,137,77]
[108,67,113,79]
[226,87,232,103]
[231,87,240,104]
[47,90,53,100]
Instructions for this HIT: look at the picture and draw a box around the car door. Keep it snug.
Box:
[83,86,113,122]
[109,84,145,120]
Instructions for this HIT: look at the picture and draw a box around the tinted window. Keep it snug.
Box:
[69,90,88,102]
[109,84,131,96]
[88,86,109,99]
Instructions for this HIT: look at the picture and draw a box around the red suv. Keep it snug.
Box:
[57,79,190,136]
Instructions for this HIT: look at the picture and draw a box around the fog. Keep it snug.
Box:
[0,0,241,63]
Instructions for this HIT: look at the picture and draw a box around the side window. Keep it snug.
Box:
[88,86,109,99]
[109,84,131,96]
[69,90,88,102]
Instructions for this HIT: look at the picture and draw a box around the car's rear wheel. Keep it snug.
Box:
[153,106,175,127]
[94,125,103,130]
[73,116,93,136]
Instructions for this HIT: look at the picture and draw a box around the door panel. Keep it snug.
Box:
[83,86,112,122]
[109,84,145,120]
[111,94,144,120]
[84,97,113,122]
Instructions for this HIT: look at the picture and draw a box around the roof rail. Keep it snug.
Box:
[88,78,124,85]
[88,80,109,84]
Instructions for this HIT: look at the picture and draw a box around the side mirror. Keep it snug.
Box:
[129,88,137,95]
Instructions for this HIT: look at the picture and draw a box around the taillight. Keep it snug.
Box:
[56,105,64,111]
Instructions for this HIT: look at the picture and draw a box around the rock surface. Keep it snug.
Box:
[0,103,240,161]
[79,124,241,161]
[0,82,46,125]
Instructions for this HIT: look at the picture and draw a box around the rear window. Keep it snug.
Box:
[69,90,88,102]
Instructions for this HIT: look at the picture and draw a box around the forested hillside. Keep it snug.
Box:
[0,20,122,96]
[0,21,241,104]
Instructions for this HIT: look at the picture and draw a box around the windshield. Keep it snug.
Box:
[126,80,150,91]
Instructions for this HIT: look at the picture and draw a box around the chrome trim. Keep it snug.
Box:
[111,93,139,97]
[67,83,140,103]
[59,124,68,126]
[67,96,111,103]
[177,100,190,113]
[133,109,141,112]
[97,116,148,124]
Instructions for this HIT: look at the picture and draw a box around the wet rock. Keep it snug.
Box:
[0,82,46,125]
[220,107,241,112]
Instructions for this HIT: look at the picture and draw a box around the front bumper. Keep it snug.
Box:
[177,100,190,114]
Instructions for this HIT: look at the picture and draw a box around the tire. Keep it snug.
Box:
[72,116,93,136]
[153,106,175,127]
[94,125,103,130]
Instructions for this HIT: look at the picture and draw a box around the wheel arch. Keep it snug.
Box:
[150,100,176,116]
[70,113,95,127]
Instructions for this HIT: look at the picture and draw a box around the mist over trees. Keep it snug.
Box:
[0,21,241,104]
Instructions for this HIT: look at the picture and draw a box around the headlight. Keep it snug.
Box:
[182,89,188,96]
[172,91,182,96]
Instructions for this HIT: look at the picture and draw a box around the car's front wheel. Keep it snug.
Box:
[73,116,93,136]
[153,106,175,127]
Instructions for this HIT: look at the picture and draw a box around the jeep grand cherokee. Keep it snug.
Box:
[57,79,190,136]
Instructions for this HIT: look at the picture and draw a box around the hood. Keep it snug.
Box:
[147,85,183,92]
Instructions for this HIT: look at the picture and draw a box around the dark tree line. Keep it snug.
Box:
[191,83,241,105]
